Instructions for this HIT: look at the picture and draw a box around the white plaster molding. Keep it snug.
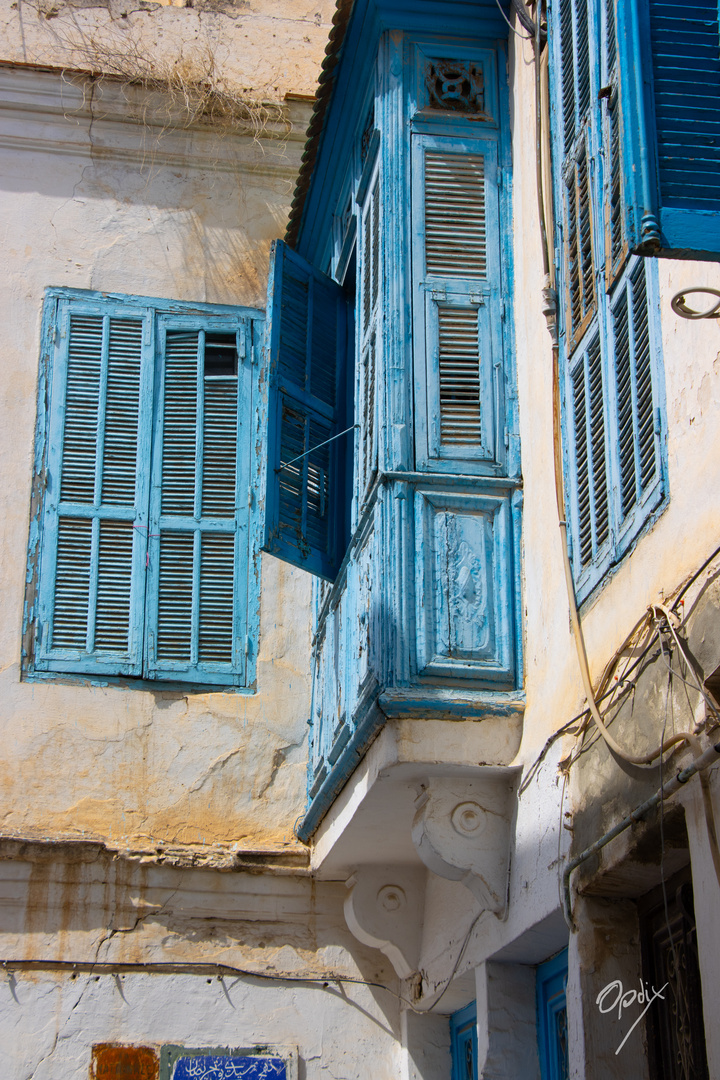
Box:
[411,776,517,914]
[344,865,426,979]
[0,66,310,176]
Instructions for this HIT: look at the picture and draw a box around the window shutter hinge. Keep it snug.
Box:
[501,299,506,320]
[431,287,447,302]
[143,318,151,346]
[653,407,661,437]
[504,425,509,449]
[498,167,503,189]
[248,486,255,509]
[245,635,252,658]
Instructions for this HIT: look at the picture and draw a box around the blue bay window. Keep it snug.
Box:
[25,289,263,689]
[261,0,524,840]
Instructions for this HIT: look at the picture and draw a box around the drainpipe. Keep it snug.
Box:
[561,741,720,930]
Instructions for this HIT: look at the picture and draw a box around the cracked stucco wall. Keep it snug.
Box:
[0,63,318,857]
[0,0,337,100]
[0,852,404,1079]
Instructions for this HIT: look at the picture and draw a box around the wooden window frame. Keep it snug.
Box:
[24,288,262,690]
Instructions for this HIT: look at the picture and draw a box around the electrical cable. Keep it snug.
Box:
[494,0,534,39]
[0,958,412,1006]
[671,540,720,613]
[427,909,485,1013]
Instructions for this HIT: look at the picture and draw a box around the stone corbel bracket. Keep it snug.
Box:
[344,866,426,979]
[411,773,519,915]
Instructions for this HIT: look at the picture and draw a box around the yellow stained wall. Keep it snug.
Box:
[0,50,329,856]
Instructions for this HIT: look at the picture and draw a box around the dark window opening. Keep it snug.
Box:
[204,333,238,377]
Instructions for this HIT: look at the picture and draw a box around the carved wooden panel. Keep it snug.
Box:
[414,488,514,683]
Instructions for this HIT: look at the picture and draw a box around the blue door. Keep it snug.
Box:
[451,1001,478,1080]
[537,948,569,1080]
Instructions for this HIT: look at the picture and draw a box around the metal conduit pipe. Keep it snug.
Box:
[561,741,720,931]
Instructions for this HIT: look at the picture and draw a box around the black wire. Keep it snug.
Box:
[494,0,534,39]
[672,540,720,611]
[0,958,409,1003]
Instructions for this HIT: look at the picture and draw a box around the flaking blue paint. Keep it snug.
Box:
[23,286,265,692]
[276,2,524,838]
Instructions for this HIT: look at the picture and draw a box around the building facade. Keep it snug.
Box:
[1,0,719,1078]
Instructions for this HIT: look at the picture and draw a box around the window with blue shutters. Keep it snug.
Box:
[551,0,667,601]
[25,289,262,688]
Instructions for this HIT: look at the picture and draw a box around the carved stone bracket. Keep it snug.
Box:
[344,866,426,979]
[411,775,517,914]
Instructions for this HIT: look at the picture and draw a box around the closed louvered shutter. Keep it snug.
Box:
[569,334,610,576]
[557,0,596,347]
[357,173,380,508]
[412,134,502,473]
[146,321,252,686]
[34,301,153,676]
[611,259,660,528]
[264,240,351,581]
[615,0,720,256]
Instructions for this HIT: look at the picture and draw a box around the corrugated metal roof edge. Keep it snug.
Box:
[285,0,357,248]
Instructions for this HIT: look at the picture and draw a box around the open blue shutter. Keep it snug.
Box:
[264,240,350,581]
[413,134,503,474]
[34,299,153,676]
[146,319,252,686]
[616,0,720,257]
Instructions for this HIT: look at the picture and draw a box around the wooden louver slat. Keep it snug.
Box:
[631,262,656,491]
[199,532,235,663]
[52,516,92,648]
[162,332,198,517]
[94,519,134,652]
[425,151,487,279]
[101,319,143,506]
[613,286,636,517]
[438,307,482,444]
[649,0,720,209]
[157,531,194,660]
[572,337,608,570]
[60,315,103,504]
[202,374,238,518]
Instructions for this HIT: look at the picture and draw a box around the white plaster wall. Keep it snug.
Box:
[1,970,402,1079]
[0,67,315,854]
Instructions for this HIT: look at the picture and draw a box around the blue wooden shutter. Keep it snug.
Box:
[610,258,664,553]
[568,331,611,590]
[616,0,720,257]
[356,169,380,514]
[145,319,252,686]
[413,134,503,474]
[34,299,153,676]
[264,240,350,581]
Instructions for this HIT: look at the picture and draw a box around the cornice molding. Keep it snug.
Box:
[0,65,312,177]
